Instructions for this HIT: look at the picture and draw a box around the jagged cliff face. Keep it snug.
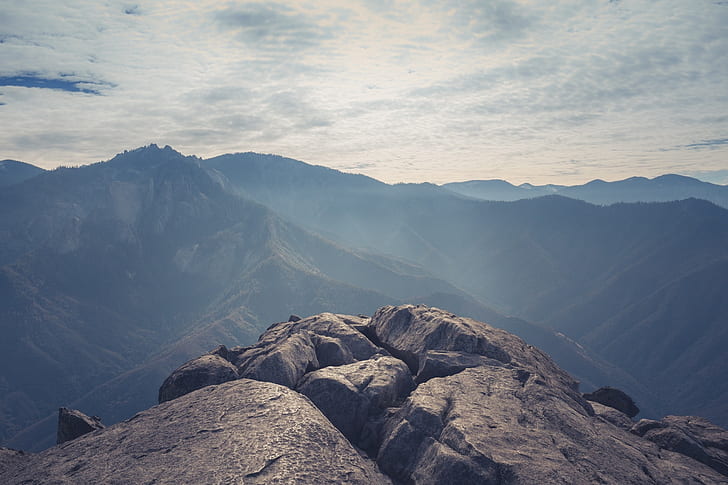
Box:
[4,305,727,484]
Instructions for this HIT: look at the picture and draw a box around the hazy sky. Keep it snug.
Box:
[1,0,727,184]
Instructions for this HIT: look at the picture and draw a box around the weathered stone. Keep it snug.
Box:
[368,305,590,413]
[297,356,414,450]
[17,304,726,484]
[0,448,28,477]
[377,365,727,484]
[591,402,634,431]
[415,350,504,383]
[631,418,666,436]
[311,334,356,368]
[158,353,239,403]
[584,386,639,418]
[56,408,104,444]
[5,380,391,484]
[632,415,728,476]
[369,304,512,365]
[237,331,319,388]
[234,313,383,388]
[288,314,301,322]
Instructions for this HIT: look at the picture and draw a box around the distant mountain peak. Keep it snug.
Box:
[0,159,45,187]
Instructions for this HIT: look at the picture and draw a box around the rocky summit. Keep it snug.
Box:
[3,304,728,484]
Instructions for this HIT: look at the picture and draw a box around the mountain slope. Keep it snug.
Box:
[3,146,557,451]
[0,160,45,187]
[207,153,728,426]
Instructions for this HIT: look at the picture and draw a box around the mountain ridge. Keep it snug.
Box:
[2,144,727,453]
[443,173,728,208]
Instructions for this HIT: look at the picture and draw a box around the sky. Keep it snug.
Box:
[1,0,727,185]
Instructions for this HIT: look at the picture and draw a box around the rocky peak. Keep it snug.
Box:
[4,305,728,484]
[151,304,727,483]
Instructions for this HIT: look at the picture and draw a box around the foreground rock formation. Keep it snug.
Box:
[3,305,728,484]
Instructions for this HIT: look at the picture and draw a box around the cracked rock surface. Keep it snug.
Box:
[4,380,390,484]
[3,304,728,484]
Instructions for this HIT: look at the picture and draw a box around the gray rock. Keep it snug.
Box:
[591,402,635,431]
[584,386,640,418]
[632,415,728,476]
[377,365,727,484]
[0,448,28,477]
[416,350,505,383]
[234,313,382,388]
[369,304,512,366]
[56,408,104,444]
[158,352,239,403]
[237,331,319,388]
[297,356,414,450]
[38,304,727,484]
[631,418,666,436]
[4,380,391,484]
[369,305,589,411]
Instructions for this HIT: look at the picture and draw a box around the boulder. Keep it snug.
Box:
[56,408,104,444]
[368,305,589,409]
[297,356,414,450]
[122,305,728,484]
[158,352,239,403]
[584,386,639,418]
[234,313,382,388]
[5,380,391,484]
[377,365,725,484]
[237,331,319,388]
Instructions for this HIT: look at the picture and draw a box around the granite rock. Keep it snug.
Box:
[56,408,104,444]
[158,351,239,403]
[6,380,391,484]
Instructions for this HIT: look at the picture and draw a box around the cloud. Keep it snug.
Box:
[443,0,534,46]
[212,3,334,54]
[0,0,727,184]
[683,138,728,150]
[123,4,141,15]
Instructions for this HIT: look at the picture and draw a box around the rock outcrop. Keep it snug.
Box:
[631,415,728,476]
[56,408,104,444]
[584,386,640,418]
[5,380,390,484]
[158,347,239,403]
[3,304,727,484]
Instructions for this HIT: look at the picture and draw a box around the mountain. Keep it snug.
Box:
[206,153,728,426]
[0,146,447,449]
[442,179,561,201]
[443,174,728,208]
[4,305,727,484]
[3,145,727,452]
[0,160,45,187]
[2,146,603,452]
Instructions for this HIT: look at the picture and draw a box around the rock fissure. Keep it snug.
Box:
[244,454,283,478]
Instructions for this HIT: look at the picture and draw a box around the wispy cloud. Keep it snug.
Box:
[0,0,727,184]
[213,3,335,54]
[683,138,728,150]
